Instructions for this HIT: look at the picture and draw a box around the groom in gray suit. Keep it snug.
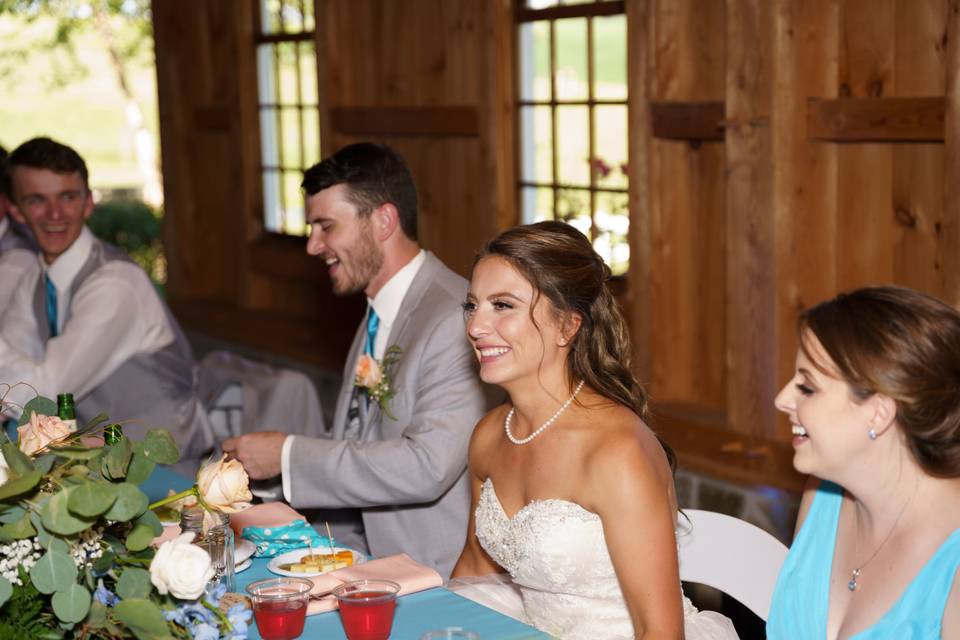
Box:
[223,143,488,577]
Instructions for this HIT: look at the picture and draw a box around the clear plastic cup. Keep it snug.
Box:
[333,579,401,640]
[420,627,480,639]
[246,577,313,640]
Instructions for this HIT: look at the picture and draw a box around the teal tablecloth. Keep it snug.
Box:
[237,557,547,640]
[140,464,194,503]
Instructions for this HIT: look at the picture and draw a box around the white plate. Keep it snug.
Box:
[235,539,256,565]
[267,547,365,577]
[235,558,252,573]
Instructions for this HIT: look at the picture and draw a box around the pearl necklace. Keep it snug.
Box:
[504,380,585,445]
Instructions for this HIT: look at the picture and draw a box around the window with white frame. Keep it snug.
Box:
[517,0,629,275]
[255,0,320,235]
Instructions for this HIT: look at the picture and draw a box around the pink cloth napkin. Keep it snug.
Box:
[305,553,443,615]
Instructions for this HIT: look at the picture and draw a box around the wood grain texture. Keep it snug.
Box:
[650,101,726,140]
[807,97,945,141]
[945,0,960,305]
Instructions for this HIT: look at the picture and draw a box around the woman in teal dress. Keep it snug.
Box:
[767,286,960,639]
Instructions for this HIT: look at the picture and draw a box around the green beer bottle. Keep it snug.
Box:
[56,393,77,432]
[104,423,123,445]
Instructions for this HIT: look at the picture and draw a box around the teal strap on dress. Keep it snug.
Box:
[768,480,960,639]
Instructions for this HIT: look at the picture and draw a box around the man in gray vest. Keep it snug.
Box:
[0,137,214,472]
[0,144,36,256]
[223,143,489,577]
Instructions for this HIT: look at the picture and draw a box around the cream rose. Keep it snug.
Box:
[0,451,8,486]
[196,454,252,513]
[150,532,215,600]
[355,354,382,388]
[18,412,73,456]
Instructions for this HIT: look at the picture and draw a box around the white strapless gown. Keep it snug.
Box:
[449,478,739,639]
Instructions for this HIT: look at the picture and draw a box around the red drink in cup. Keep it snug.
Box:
[333,579,401,640]
[246,577,314,640]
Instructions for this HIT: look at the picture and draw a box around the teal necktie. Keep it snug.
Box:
[364,307,379,357]
[44,273,58,338]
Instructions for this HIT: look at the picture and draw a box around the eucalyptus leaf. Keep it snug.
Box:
[0,504,26,524]
[51,583,91,623]
[68,481,118,517]
[1,441,33,476]
[126,443,156,485]
[142,430,179,464]
[135,509,163,536]
[0,512,36,540]
[116,567,151,599]
[114,599,175,640]
[0,575,11,607]
[0,469,41,500]
[86,601,108,629]
[124,522,154,552]
[78,412,109,434]
[92,548,116,574]
[33,453,57,474]
[47,446,103,461]
[29,549,77,594]
[17,396,57,425]
[102,436,133,479]
[41,487,97,536]
[102,483,147,522]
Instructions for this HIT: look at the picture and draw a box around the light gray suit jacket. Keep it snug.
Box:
[286,252,489,578]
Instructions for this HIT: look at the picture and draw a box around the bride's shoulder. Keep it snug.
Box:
[581,408,669,478]
[470,404,511,446]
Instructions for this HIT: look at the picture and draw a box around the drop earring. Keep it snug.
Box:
[868,428,877,440]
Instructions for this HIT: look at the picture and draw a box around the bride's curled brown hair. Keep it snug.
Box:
[801,285,960,477]
[476,221,676,470]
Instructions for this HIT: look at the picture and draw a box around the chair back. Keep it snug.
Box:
[677,509,789,621]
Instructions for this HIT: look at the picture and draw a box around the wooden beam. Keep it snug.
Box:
[807,97,945,142]
[944,0,960,305]
[515,1,625,23]
[650,101,725,141]
[330,106,480,137]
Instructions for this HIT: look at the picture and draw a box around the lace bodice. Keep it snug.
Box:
[475,478,635,639]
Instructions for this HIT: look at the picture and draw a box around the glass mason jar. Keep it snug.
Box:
[181,506,236,593]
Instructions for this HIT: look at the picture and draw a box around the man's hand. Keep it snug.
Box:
[221,431,287,480]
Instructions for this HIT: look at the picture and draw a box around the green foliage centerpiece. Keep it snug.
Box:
[0,391,251,639]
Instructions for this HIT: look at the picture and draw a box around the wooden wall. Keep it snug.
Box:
[154,0,960,491]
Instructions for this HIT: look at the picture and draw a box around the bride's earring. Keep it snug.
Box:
[868,428,877,440]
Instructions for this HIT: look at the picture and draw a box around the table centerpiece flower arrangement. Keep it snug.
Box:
[0,389,253,639]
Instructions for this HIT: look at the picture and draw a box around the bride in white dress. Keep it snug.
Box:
[451,222,738,640]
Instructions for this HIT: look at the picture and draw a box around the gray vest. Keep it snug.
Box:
[32,239,213,471]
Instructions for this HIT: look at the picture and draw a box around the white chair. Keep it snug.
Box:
[677,509,789,621]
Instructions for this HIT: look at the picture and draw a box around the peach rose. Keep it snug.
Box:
[355,354,382,388]
[18,412,73,456]
[196,454,252,514]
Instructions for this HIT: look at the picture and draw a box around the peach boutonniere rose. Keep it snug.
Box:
[354,345,402,419]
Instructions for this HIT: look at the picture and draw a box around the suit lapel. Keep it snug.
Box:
[332,324,366,439]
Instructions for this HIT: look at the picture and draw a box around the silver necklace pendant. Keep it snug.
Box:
[848,568,861,591]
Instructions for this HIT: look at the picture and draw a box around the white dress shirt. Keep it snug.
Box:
[0,227,175,416]
[279,249,427,500]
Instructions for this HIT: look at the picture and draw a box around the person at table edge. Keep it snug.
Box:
[223,142,489,578]
[0,137,214,474]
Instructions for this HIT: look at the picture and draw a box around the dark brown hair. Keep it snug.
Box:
[800,285,960,477]
[476,220,676,470]
[8,137,89,191]
[301,142,418,240]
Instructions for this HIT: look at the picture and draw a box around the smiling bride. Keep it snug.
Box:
[450,221,737,640]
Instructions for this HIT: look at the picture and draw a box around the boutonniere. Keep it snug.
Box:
[354,345,403,419]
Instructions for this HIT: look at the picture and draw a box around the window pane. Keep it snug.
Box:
[593,15,626,100]
[280,107,301,168]
[521,186,555,224]
[520,106,553,184]
[595,191,629,276]
[302,0,315,31]
[554,18,588,102]
[280,0,305,33]
[257,44,277,104]
[261,0,281,34]
[277,42,300,105]
[262,169,282,232]
[518,21,551,102]
[524,0,559,8]
[556,106,589,186]
[259,107,279,167]
[593,105,627,189]
[556,188,591,238]
[282,171,307,235]
[303,108,320,167]
[299,41,318,105]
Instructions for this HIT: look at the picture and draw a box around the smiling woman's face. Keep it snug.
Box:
[774,330,880,480]
[463,256,568,388]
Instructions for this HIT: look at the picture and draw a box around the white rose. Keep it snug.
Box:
[0,451,8,486]
[196,454,252,514]
[18,412,73,456]
[150,532,215,600]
